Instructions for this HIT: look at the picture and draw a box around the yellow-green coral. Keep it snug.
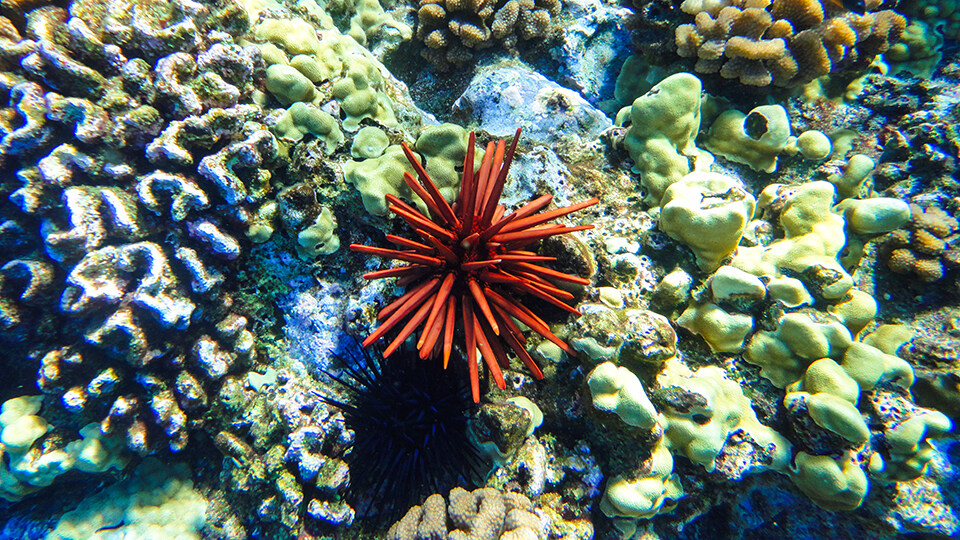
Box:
[343,125,484,216]
[255,18,401,131]
[881,410,953,481]
[272,102,343,152]
[343,144,418,215]
[351,126,390,158]
[296,206,340,258]
[1,396,127,501]
[659,172,756,271]
[599,441,683,524]
[657,360,791,473]
[676,302,753,353]
[587,362,658,429]
[414,123,485,204]
[331,53,398,131]
[744,311,853,388]
[733,181,853,300]
[790,452,868,511]
[703,105,793,173]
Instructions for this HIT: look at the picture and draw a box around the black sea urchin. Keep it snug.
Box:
[319,341,486,524]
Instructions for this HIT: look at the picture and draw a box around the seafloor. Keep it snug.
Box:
[0,0,958,538]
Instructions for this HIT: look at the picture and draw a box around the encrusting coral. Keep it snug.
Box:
[596,67,958,529]
[0,395,128,501]
[415,0,562,69]
[350,129,598,402]
[674,0,906,86]
[46,458,207,539]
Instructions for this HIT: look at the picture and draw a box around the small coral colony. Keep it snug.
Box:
[0,0,958,538]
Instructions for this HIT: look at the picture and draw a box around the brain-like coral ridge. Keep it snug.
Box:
[675,0,906,86]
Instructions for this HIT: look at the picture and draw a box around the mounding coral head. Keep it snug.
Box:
[351,128,598,402]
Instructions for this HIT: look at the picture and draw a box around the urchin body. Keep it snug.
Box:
[320,344,483,522]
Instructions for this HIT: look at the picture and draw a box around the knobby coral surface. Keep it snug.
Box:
[0,0,281,458]
[674,0,906,86]
[415,0,561,69]
[884,203,960,282]
[387,486,547,540]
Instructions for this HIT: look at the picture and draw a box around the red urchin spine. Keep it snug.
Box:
[351,129,598,402]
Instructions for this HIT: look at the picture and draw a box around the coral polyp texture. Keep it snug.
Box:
[1,0,959,535]
[386,486,548,539]
[351,130,598,402]
[674,0,906,86]
[0,0,270,459]
[883,203,960,282]
[415,0,561,69]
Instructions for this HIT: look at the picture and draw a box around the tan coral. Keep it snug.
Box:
[770,0,823,27]
[913,203,959,238]
[883,203,960,283]
[414,0,558,69]
[387,487,546,540]
[675,0,905,87]
[914,258,945,282]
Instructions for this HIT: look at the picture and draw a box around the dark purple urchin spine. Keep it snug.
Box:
[319,341,487,525]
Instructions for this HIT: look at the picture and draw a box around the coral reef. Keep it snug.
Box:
[675,0,906,86]
[897,0,960,40]
[207,367,356,534]
[0,0,958,538]
[0,0,357,536]
[46,458,207,539]
[0,395,127,501]
[0,0,276,462]
[415,0,561,69]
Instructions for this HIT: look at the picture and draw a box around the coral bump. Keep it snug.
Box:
[350,129,599,402]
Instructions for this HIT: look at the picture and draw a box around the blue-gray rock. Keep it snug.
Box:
[451,62,612,145]
[550,0,634,107]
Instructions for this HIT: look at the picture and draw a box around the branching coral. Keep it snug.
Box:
[351,130,598,402]
[675,0,906,86]
[883,203,960,283]
[415,0,561,69]
[387,487,547,540]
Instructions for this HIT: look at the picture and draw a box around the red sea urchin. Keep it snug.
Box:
[350,129,599,402]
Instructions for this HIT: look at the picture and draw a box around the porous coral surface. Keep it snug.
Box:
[675,0,906,86]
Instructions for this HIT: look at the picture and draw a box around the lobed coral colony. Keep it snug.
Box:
[675,0,907,86]
[0,0,958,537]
